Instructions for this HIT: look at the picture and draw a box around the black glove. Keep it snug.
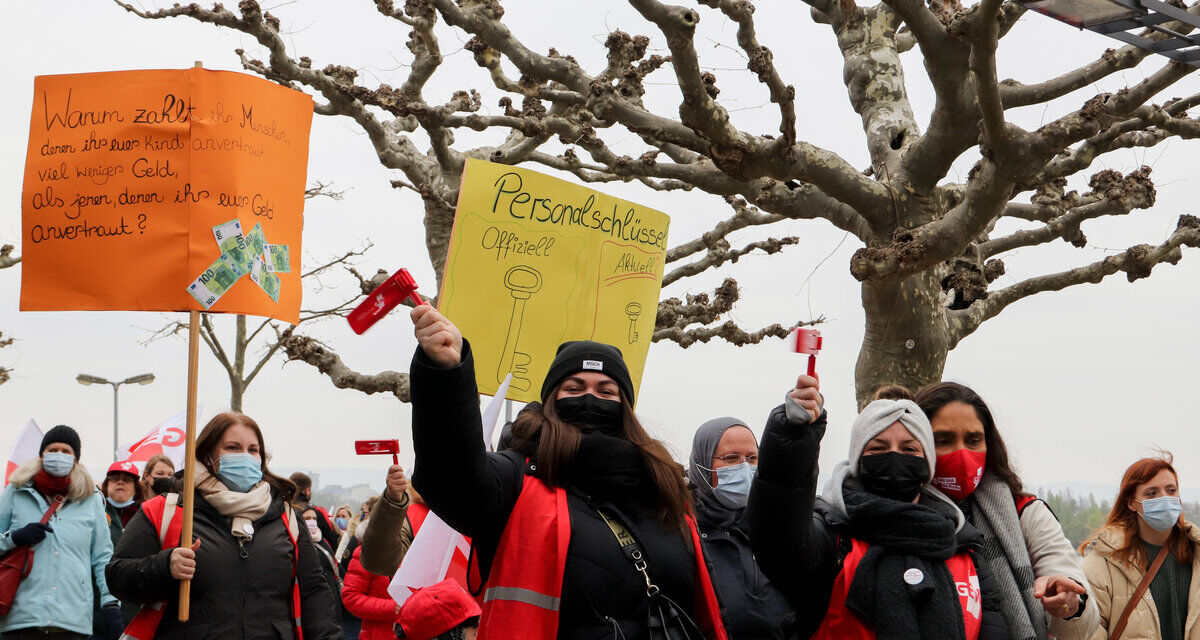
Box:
[10,522,53,546]
[103,603,124,640]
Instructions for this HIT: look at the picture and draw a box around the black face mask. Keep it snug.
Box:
[150,476,174,496]
[554,394,622,434]
[858,451,928,502]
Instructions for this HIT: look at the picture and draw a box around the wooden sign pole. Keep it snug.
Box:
[178,59,204,622]
[178,308,200,621]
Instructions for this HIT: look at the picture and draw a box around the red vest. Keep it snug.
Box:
[407,501,429,535]
[475,474,727,640]
[812,539,981,640]
[119,494,304,640]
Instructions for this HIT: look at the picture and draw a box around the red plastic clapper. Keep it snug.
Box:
[793,328,823,377]
[347,268,426,335]
[355,439,400,465]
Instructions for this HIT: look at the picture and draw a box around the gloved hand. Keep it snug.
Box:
[103,603,124,640]
[10,522,53,547]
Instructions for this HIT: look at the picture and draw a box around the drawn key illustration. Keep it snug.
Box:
[624,302,642,344]
[496,265,542,391]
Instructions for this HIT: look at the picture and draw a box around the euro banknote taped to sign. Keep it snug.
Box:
[20,68,312,323]
[439,159,669,403]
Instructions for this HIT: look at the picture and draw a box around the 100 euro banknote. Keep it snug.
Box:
[246,223,267,259]
[249,258,281,303]
[212,219,250,270]
[264,244,290,273]
[186,253,246,309]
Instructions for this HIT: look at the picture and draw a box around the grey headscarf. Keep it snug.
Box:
[689,416,750,514]
[819,399,964,530]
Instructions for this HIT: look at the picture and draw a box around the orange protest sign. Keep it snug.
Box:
[19,68,313,323]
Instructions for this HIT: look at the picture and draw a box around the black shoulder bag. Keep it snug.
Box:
[596,508,706,640]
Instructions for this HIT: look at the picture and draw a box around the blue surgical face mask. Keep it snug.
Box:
[711,462,757,509]
[42,452,75,478]
[216,453,263,493]
[107,496,135,509]
[335,517,349,530]
[1138,496,1183,532]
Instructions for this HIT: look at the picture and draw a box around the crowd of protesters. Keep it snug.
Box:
[0,303,1194,639]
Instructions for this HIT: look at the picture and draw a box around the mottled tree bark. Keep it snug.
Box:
[856,273,951,406]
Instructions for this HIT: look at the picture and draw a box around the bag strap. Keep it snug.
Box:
[1110,542,1173,640]
[158,494,179,546]
[596,509,661,598]
[40,495,65,524]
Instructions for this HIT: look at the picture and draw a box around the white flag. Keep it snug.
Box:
[387,388,510,604]
[115,408,197,473]
[386,510,472,605]
[6,420,43,484]
[483,374,513,451]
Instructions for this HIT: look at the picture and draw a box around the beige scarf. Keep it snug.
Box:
[195,469,272,539]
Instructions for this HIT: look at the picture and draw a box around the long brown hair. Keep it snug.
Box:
[509,386,691,530]
[1080,454,1193,567]
[195,412,295,501]
[914,381,1028,499]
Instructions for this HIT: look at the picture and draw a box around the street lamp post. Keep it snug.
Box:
[77,373,155,461]
[1019,0,1200,66]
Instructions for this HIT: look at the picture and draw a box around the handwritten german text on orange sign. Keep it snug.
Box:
[20,68,313,323]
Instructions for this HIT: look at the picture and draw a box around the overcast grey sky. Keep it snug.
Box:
[2,1,1198,496]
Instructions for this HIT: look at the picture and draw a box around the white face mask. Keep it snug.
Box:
[42,452,75,478]
[305,519,322,542]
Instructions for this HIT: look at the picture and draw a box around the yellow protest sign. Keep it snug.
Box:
[439,159,669,403]
[20,68,313,324]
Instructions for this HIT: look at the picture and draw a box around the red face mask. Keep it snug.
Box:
[933,448,986,501]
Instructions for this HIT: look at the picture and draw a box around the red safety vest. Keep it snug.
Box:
[407,501,429,535]
[812,538,982,640]
[475,474,728,640]
[119,494,304,640]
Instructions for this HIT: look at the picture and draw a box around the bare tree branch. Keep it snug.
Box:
[0,245,19,270]
[696,0,797,143]
[981,167,1155,258]
[0,332,12,386]
[653,318,820,348]
[950,215,1200,344]
[305,180,347,200]
[278,328,411,401]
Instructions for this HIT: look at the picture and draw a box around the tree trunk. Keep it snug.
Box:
[854,270,951,407]
[230,315,247,412]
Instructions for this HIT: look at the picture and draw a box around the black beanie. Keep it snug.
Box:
[539,341,635,405]
[40,425,82,459]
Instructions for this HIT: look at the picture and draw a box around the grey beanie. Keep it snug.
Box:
[846,399,936,480]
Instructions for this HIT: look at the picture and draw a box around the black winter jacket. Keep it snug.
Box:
[410,341,697,640]
[105,489,342,640]
[693,501,793,640]
[747,405,1010,640]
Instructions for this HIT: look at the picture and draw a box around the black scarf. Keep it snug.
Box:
[566,431,656,513]
[841,479,973,640]
[692,489,745,534]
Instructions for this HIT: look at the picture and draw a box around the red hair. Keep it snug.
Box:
[1080,454,1192,567]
